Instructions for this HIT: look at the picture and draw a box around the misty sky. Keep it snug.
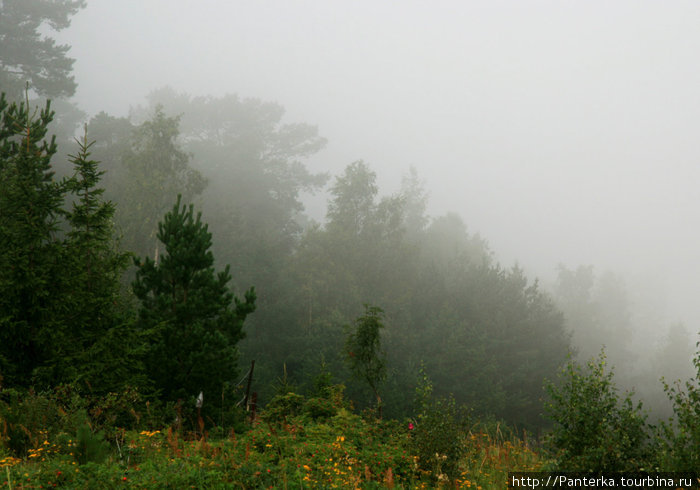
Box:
[56,1,700,329]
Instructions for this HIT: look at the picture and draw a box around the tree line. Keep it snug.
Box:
[0,88,573,430]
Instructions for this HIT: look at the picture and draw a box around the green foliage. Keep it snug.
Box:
[0,389,58,456]
[346,305,387,416]
[133,196,256,408]
[0,0,85,99]
[0,93,68,387]
[0,384,553,488]
[141,88,327,288]
[411,366,469,483]
[0,384,154,460]
[659,340,700,470]
[544,350,653,471]
[0,387,88,457]
[0,96,136,392]
[55,128,135,392]
[262,392,306,423]
[74,424,110,465]
[117,107,206,259]
[263,385,346,424]
[250,160,570,426]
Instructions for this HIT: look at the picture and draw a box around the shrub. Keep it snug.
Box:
[410,367,469,482]
[263,392,306,423]
[0,388,65,456]
[544,350,653,471]
[659,341,700,470]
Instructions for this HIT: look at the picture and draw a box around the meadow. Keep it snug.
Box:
[0,386,545,489]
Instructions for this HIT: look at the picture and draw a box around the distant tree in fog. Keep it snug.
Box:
[0,0,85,99]
[117,108,206,260]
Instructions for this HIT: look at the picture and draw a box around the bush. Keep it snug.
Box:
[263,385,348,424]
[544,351,653,471]
[410,367,469,483]
[263,392,306,423]
[659,341,700,470]
[0,388,79,457]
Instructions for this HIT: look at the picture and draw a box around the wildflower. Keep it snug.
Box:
[408,422,414,430]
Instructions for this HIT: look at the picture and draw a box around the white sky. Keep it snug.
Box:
[56,0,700,329]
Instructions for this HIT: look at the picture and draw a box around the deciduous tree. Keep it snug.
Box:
[346,305,387,417]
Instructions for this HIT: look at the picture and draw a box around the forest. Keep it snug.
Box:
[2,1,700,487]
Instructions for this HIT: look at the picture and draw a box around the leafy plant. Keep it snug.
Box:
[411,366,468,483]
[345,305,387,418]
[659,340,700,470]
[544,350,653,471]
[0,389,64,457]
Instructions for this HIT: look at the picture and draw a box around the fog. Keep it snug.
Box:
[56,1,700,344]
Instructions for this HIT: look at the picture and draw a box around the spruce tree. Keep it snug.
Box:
[60,128,137,392]
[133,196,256,405]
[0,93,67,386]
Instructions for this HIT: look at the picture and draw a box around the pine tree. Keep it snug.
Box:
[133,195,256,405]
[0,0,85,100]
[0,93,67,386]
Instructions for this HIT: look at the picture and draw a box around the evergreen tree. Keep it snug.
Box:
[60,128,138,392]
[0,93,67,387]
[133,196,256,405]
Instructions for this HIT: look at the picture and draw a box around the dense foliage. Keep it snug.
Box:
[545,351,653,471]
[0,94,67,387]
[133,195,256,406]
